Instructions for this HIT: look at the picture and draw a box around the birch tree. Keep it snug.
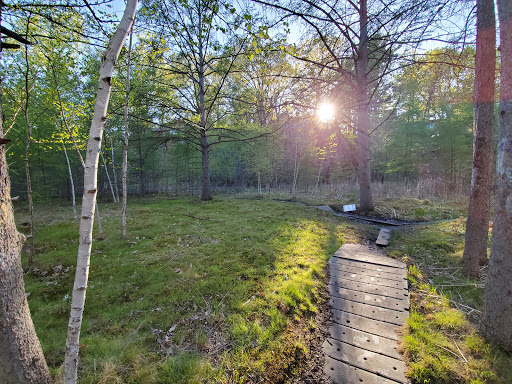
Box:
[463,0,496,278]
[480,0,512,351]
[122,29,133,238]
[63,1,138,382]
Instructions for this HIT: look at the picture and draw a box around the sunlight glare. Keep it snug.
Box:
[317,102,335,122]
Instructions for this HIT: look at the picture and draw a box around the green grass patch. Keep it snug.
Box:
[387,217,512,384]
[17,196,349,383]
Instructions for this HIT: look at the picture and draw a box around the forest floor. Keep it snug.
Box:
[15,194,512,383]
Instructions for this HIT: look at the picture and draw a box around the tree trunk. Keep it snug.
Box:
[198,35,212,201]
[0,49,52,384]
[481,0,512,351]
[63,2,137,382]
[463,0,496,278]
[356,0,374,211]
[109,135,120,203]
[122,29,133,238]
[54,75,104,238]
[59,126,77,219]
[292,140,300,195]
[24,45,35,266]
[101,150,117,202]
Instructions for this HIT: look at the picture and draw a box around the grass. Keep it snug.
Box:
[16,194,511,383]
[17,195,357,383]
[386,212,512,384]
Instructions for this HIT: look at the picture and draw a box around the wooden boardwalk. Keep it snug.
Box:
[323,244,409,384]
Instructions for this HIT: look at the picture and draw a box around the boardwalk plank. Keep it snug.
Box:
[325,245,409,384]
[323,338,407,383]
[329,258,407,276]
[328,324,403,359]
[329,279,409,300]
[333,244,405,269]
[329,286,410,312]
[324,356,404,384]
[330,309,400,340]
[330,268,409,289]
[330,297,407,325]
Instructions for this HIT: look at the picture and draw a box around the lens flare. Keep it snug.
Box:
[317,102,335,122]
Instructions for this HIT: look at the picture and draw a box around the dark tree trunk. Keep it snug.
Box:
[0,65,52,384]
[463,0,496,278]
[198,36,212,201]
[200,130,212,201]
[481,0,512,351]
[356,0,374,211]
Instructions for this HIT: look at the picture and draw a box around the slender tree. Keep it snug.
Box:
[63,1,138,382]
[480,0,512,351]
[59,125,78,218]
[463,0,496,278]
[23,43,35,265]
[122,28,133,238]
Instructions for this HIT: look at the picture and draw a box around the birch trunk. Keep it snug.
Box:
[356,0,374,211]
[59,126,77,219]
[463,0,496,278]
[24,45,35,266]
[54,74,104,237]
[481,0,512,350]
[109,135,120,202]
[63,1,137,382]
[101,150,117,202]
[122,29,133,238]
[0,39,52,384]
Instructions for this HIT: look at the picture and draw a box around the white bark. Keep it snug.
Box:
[122,29,133,238]
[54,75,104,235]
[101,150,117,202]
[63,1,138,382]
[59,126,77,219]
[109,135,120,202]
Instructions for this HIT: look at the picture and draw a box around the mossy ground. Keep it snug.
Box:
[16,194,511,383]
[387,216,512,384]
[17,195,358,383]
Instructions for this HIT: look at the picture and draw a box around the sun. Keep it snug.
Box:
[317,102,335,122]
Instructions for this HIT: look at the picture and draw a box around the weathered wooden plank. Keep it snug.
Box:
[333,252,405,269]
[323,339,407,383]
[329,258,407,276]
[330,308,401,340]
[333,244,405,269]
[329,286,410,312]
[324,356,404,384]
[329,279,409,300]
[328,323,403,360]
[376,228,393,246]
[330,298,407,326]
[330,268,408,290]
